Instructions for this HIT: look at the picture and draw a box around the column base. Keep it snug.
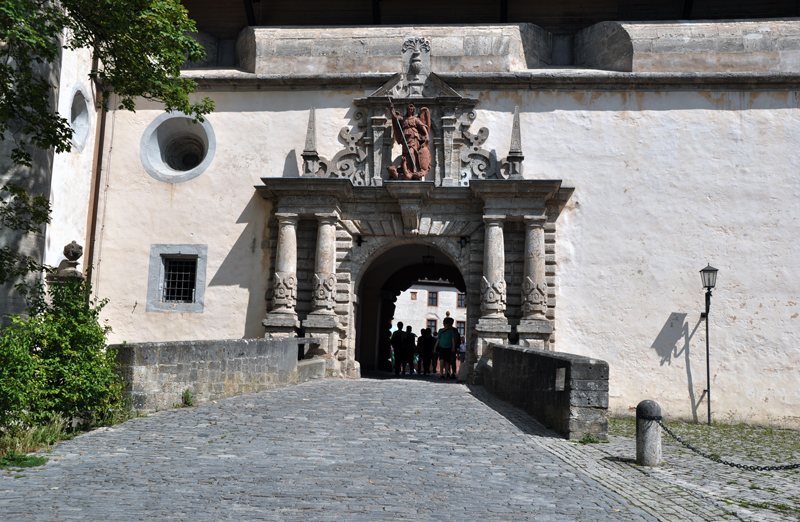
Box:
[470,317,511,385]
[262,313,300,338]
[517,318,553,351]
[302,314,347,375]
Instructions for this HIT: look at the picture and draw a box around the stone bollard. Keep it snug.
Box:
[636,400,662,467]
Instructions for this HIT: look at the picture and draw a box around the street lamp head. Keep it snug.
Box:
[700,264,718,290]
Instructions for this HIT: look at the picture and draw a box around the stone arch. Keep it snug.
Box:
[350,235,471,296]
[353,239,472,373]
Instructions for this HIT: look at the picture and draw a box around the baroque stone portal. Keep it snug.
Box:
[264,35,574,381]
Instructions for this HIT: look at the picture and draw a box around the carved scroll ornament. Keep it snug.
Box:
[312,272,337,311]
[480,276,507,315]
[521,276,548,318]
[272,272,297,311]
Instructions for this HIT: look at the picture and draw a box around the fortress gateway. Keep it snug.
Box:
[4,2,800,427]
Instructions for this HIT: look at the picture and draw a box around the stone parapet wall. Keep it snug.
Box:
[482,343,609,440]
[236,24,552,75]
[115,338,325,411]
[576,19,800,73]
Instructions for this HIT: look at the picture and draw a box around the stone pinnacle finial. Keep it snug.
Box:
[303,107,317,155]
[506,106,524,179]
[302,107,323,177]
[509,106,522,155]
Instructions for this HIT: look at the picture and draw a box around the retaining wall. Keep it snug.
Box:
[482,343,609,440]
[114,338,326,411]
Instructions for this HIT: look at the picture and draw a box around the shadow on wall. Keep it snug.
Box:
[651,312,705,423]
[283,150,299,178]
[207,192,270,339]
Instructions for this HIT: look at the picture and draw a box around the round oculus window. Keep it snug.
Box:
[139,112,215,183]
[69,85,91,152]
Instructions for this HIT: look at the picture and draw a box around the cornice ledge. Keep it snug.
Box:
[182,70,397,90]
[437,70,800,91]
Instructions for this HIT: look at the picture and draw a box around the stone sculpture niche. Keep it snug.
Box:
[301,36,528,187]
[386,102,431,180]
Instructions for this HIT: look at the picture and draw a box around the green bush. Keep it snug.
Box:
[0,275,123,430]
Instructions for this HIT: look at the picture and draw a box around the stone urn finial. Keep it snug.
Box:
[47,241,84,284]
[64,241,83,262]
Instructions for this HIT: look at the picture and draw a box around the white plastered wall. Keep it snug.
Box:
[95,86,800,427]
[394,285,468,335]
[93,90,367,344]
[469,89,800,428]
[45,46,97,271]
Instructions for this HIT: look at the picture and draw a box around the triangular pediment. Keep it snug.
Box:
[360,72,473,104]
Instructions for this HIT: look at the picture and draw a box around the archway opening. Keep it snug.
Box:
[355,242,466,373]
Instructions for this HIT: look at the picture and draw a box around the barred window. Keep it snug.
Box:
[162,257,197,303]
[428,291,438,306]
[457,321,466,337]
[427,319,437,332]
[147,244,207,314]
[457,293,466,308]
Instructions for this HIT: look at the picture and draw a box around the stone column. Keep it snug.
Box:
[518,215,553,349]
[263,213,300,337]
[472,215,510,384]
[480,215,507,318]
[311,213,337,315]
[303,213,344,364]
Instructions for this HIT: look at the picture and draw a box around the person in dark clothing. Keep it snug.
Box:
[391,322,407,375]
[418,328,435,375]
[434,317,458,379]
[404,325,418,374]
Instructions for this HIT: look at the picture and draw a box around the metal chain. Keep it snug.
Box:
[638,415,800,471]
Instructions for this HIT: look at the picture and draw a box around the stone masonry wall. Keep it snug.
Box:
[236,24,552,75]
[483,343,609,440]
[575,20,800,72]
[115,338,325,412]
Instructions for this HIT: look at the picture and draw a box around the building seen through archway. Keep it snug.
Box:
[356,243,466,372]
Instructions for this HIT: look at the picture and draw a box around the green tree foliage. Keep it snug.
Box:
[0,184,51,283]
[0,275,123,430]
[0,0,215,284]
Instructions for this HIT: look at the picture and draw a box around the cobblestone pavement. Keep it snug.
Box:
[601,420,800,522]
[0,377,789,521]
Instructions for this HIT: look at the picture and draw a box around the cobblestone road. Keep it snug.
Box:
[0,377,779,521]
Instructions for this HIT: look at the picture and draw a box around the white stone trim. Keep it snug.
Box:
[146,244,208,313]
[139,112,216,183]
[68,82,92,153]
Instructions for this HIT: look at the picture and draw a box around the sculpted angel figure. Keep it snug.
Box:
[387,102,431,180]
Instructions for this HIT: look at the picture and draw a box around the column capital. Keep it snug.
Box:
[483,214,506,226]
[275,212,299,225]
[314,212,339,225]
[523,214,547,227]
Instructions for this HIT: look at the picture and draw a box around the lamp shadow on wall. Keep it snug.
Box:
[651,312,705,423]
[207,193,271,339]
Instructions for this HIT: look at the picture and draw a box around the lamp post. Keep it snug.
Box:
[699,264,718,426]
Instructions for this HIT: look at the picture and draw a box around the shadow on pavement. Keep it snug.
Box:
[361,369,464,384]
[467,384,564,440]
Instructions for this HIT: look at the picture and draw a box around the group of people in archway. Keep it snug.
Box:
[390,317,465,379]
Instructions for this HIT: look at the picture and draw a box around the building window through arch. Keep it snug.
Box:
[428,291,438,306]
[457,321,465,337]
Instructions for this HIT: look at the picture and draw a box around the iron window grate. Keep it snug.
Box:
[163,257,197,303]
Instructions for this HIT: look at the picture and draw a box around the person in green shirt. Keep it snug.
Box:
[433,317,457,380]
